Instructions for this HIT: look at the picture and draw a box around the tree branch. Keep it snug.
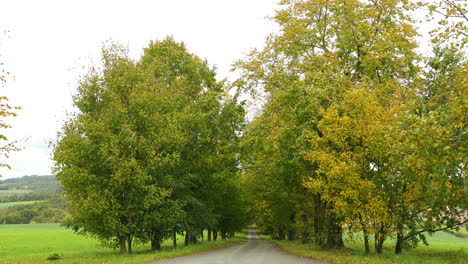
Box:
[403,218,468,242]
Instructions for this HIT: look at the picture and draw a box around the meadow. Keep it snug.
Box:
[0,190,32,198]
[264,230,468,264]
[0,200,44,209]
[0,224,244,264]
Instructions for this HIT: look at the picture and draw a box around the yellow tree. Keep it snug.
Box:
[238,0,420,249]
[302,1,467,254]
[424,0,467,49]
[0,96,20,173]
[0,32,21,175]
[303,83,405,254]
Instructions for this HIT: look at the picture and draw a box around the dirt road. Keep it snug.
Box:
[150,227,326,264]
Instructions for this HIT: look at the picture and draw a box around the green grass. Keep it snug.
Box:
[0,224,244,264]
[263,231,467,264]
[0,189,32,197]
[0,200,44,209]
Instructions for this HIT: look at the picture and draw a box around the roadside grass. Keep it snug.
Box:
[0,223,245,264]
[262,230,467,264]
[0,200,44,209]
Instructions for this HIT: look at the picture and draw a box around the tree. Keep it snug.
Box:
[136,38,246,247]
[389,46,468,254]
[0,96,20,173]
[239,0,466,255]
[0,31,21,175]
[53,37,246,254]
[238,0,420,249]
[423,0,467,49]
[53,42,171,254]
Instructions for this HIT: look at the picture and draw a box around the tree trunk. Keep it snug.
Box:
[325,215,344,249]
[288,228,297,241]
[395,230,404,254]
[363,230,370,255]
[185,232,190,246]
[313,196,329,248]
[151,231,163,250]
[278,229,286,240]
[314,208,322,246]
[127,235,132,254]
[377,237,384,254]
[374,233,379,253]
[185,232,197,245]
[151,240,161,250]
[208,229,212,241]
[119,236,127,254]
[213,229,218,241]
[173,230,177,248]
[374,230,385,254]
[301,214,310,243]
[288,213,296,241]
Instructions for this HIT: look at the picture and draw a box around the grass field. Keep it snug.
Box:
[0,200,44,209]
[0,189,32,198]
[0,224,245,264]
[264,230,468,264]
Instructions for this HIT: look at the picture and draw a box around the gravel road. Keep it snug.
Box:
[149,227,326,264]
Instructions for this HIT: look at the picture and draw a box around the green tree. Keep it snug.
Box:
[53,42,169,254]
[137,38,246,247]
[53,37,246,253]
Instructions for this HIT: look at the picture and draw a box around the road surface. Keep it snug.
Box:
[150,227,326,264]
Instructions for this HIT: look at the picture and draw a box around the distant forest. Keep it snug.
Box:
[0,175,61,192]
[0,175,66,224]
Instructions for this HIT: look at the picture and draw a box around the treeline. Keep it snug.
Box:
[52,38,247,254]
[0,192,54,203]
[239,0,467,256]
[0,175,61,193]
[51,0,466,257]
[0,197,66,224]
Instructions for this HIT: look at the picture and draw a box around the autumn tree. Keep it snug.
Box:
[0,97,21,174]
[0,31,21,176]
[424,0,467,49]
[238,0,466,254]
[238,0,421,249]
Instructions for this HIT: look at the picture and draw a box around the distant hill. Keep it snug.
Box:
[0,175,66,224]
[0,175,61,194]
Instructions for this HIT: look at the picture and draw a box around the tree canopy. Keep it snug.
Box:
[51,0,467,257]
[53,37,246,253]
[237,0,467,254]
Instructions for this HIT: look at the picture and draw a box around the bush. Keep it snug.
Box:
[46,253,62,261]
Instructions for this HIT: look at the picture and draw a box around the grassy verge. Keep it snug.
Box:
[0,200,44,208]
[262,231,467,264]
[0,223,245,264]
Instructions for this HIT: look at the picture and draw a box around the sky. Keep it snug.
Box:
[0,0,279,179]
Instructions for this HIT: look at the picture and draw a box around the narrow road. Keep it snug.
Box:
[150,227,326,264]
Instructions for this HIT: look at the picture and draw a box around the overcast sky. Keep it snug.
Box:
[0,0,278,179]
